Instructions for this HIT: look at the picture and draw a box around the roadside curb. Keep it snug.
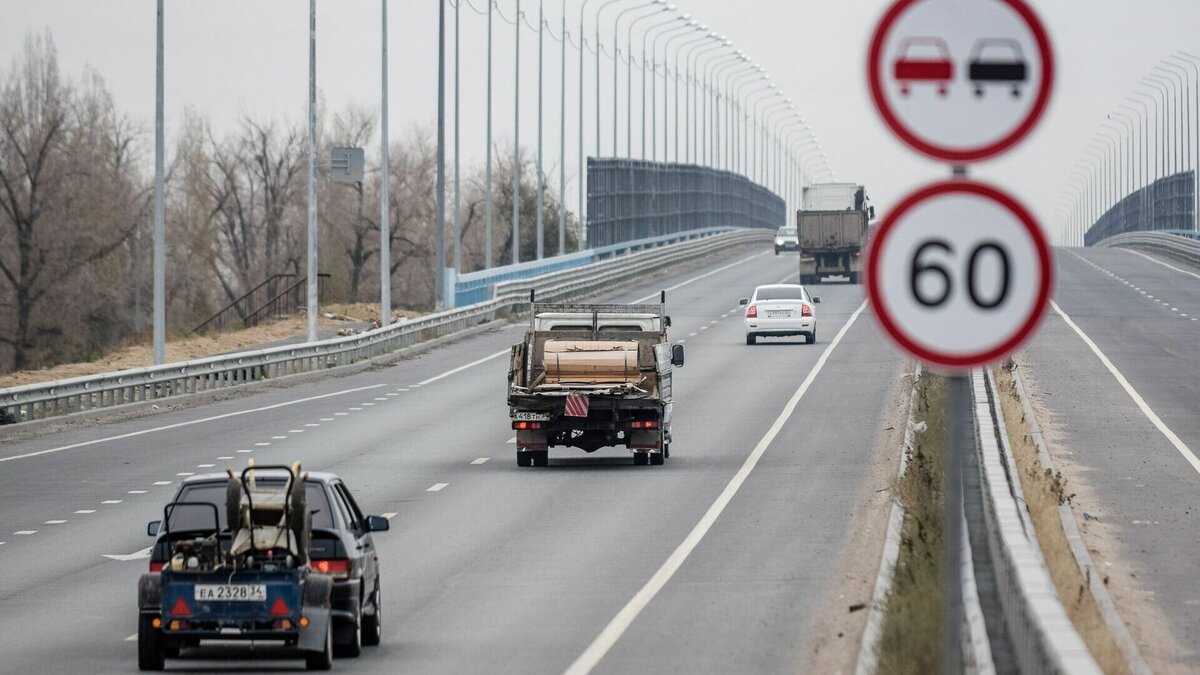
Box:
[1008,362,1152,675]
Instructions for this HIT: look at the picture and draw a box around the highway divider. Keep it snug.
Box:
[0,229,770,424]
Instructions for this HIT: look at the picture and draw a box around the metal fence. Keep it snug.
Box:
[1085,170,1195,246]
[586,158,784,248]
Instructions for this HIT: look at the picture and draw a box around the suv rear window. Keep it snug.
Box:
[755,287,806,301]
[777,228,796,236]
[168,480,334,532]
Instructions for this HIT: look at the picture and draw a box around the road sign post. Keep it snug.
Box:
[866,1,1055,669]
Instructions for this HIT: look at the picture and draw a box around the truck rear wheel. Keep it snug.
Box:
[633,452,649,466]
[516,451,533,467]
[649,452,665,466]
[531,451,549,467]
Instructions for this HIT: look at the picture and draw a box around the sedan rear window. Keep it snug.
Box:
[168,481,334,532]
[755,287,806,301]
[777,228,797,236]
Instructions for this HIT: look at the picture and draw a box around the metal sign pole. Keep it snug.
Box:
[943,371,968,675]
[153,0,166,364]
[380,0,391,325]
[436,0,447,306]
[306,0,319,343]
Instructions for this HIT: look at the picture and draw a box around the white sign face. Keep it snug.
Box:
[866,181,1052,369]
[868,0,1053,162]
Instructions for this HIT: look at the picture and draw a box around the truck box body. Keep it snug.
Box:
[802,183,860,211]
[797,210,869,284]
[507,302,681,465]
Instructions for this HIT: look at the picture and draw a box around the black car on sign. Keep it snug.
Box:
[147,471,389,658]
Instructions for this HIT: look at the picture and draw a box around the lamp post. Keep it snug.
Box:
[1153,68,1187,176]
[380,0,391,319]
[485,0,493,268]
[691,43,734,163]
[536,0,544,261]
[1143,77,1174,175]
[705,54,745,167]
[742,85,778,179]
[750,89,785,181]
[594,0,643,157]
[153,0,166,362]
[650,19,696,161]
[668,30,711,162]
[613,2,665,157]
[1108,113,1136,196]
[760,101,791,185]
[559,0,566,256]
[511,0,521,264]
[454,0,462,280]
[726,67,764,173]
[639,14,688,159]
[1173,52,1200,229]
[1119,102,1148,190]
[626,6,673,158]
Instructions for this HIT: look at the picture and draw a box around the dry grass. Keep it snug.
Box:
[0,304,420,389]
[992,364,1130,675]
[876,373,945,675]
[322,302,422,323]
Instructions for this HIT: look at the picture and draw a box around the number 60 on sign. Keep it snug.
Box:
[866,181,1053,369]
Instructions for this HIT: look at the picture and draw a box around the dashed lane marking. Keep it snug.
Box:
[427,483,449,492]
[271,435,288,440]
[361,403,375,406]
[217,456,234,460]
[176,472,194,477]
[506,437,516,444]
[255,442,271,446]
[305,423,320,427]
[236,449,253,453]
[320,418,335,422]
[349,407,363,411]
[0,383,389,464]
[14,531,36,536]
[197,464,215,468]
[153,481,172,486]
[374,397,389,401]
[75,510,96,514]
[381,512,398,520]
[688,332,698,337]
[124,633,137,642]
[386,393,400,397]
[288,429,305,433]
[128,490,147,494]
[1052,300,1200,477]
[335,412,349,416]
[562,301,868,675]
[471,457,490,465]
[101,500,122,505]
[45,520,66,525]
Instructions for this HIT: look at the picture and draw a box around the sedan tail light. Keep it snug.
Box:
[312,558,351,579]
[746,304,758,318]
[801,304,813,317]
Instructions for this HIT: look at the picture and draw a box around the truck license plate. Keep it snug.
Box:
[195,584,267,602]
[512,412,552,421]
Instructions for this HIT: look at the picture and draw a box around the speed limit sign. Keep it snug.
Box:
[866,181,1052,369]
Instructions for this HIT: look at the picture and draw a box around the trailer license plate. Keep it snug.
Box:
[195,584,267,602]
[512,412,552,421]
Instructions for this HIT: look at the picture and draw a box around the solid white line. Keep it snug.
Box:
[427,483,449,492]
[0,383,389,464]
[563,301,867,675]
[380,512,397,520]
[418,349,510,386]
[1051,300,1200,477]
[471,457,490,465]
[630,251,769,304]
[1123,248,1200,281]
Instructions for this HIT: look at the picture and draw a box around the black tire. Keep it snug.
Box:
[848,271,859,284]
[807,332,817,345]
[649,452,665,466]
[633,452,649,466]
[225,478,242,533]
[745,334,756,345]
[334,594,363,658]
[138,614,165,671]
[306,622,334,671]
[517,451,532,467]
[663,443,670,459]
[774,248,780,255]
[531,450,549,467]
[362,583,382,647]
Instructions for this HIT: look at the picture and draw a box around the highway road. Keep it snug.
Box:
[1020,246,1200,673]
[0,247,905,674]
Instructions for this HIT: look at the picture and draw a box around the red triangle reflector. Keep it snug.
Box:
[170,597,191,617]
[270,596,291,617]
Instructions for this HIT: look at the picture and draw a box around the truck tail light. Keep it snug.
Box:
[801,304,813,317]
[512,421,544,430]
[149,561,165,573]
[746,304,758,318]
[312,558,351,579]
[630,420,659,430]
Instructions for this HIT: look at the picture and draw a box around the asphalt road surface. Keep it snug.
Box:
[1021,246,1200,672]
[0,248,904,674]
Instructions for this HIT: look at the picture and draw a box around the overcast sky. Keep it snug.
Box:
[3,0,1199,244]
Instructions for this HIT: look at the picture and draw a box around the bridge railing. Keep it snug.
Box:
[0,229,770,424]
[1094,230,1200,267]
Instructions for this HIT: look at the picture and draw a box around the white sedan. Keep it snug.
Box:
[740,284,821,345]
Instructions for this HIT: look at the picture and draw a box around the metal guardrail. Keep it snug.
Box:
[0,229,770,424]
[973,368,1102,675]
[1094,230,1200,267]
[453,226,735,307]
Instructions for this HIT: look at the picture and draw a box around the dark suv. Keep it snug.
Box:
[147,471,389,658]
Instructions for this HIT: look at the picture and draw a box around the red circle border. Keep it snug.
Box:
[865,180,1054,370]
[867,0,1055,163]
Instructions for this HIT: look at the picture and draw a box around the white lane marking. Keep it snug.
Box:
[14,530,36,535]
[688,332,698,337]
[334,412,349,416]
[709,320,719,324]
[409,384,423,388]
[197,464,215,468]
[396,389,410,392]
[236,449,253,453]
[386,393,400,397]
[1172,308,1179,312]
[176,472,194,477]
[471,457,490,465]
[254,442,271,446]
[380,512,398,520]
[319,418,335,422]
[103,546,153,562]
[305,423,320,428]
[217,456,234,460]
[0,542,5,546]
[426,483,449,492]
[44,520,66,525]
[75,510,96,514]
[1051,300,1200,477]
[128,490,148,494]
[288,429,305,433]
[677,339,686,344]
[374,397,389,401]
[506,437,516,444]
[699,326,708,331]
[1124,248,1200,281]
[153,481,172,486]
[362,403,375,406]
[123,633,137,642]
[418,350,510,386]
[271,435,288,440]
[0,383,389,464]
[563,300,867,675]
[630,250,769,304]
[348,407,363,411]
[101,500,122,504]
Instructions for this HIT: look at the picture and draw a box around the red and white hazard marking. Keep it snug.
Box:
[564,392,590,418]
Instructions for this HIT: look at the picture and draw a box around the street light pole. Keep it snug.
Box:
[512,0,522,264]
[653,20,695,161]
[1143,78,1174,175]
[612,2,660,157]
[153,0,166,363]
[485,0,493,268]
[671,31,710,162]
[307,0,320,337]
[559,0,566,256]
[536,0,544,260]
[453,0,461,289]
[380,0,391,321]
[1173,52,1200,229]
[626,7,670,158]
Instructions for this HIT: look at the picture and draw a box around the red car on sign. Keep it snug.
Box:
[893,37,953,96]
